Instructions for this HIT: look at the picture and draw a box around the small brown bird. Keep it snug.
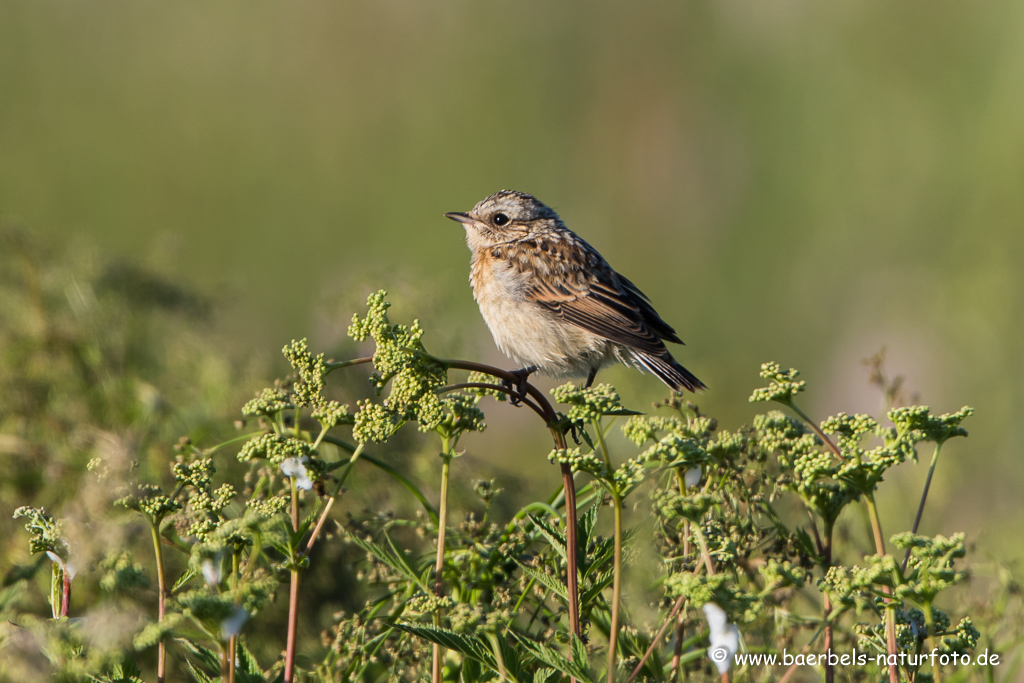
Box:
[446,190,705,393]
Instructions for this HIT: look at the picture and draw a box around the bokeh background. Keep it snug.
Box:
[2,0,1023,647]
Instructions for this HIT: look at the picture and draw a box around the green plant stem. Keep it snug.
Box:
[924,603,943,683]
[60,565,71,618]
[49,562,59,619]
[786,401,843,459]
[903,441,944,572]
[864,494,899,683]
[284,477,300,683]
[777,619,830,683]
[148,517,168,683]
[439,359,581,644]
[822,519,834,683]
[229,550,240,683]
[325,357,374,372]
[322,436,438,524]
[625,594,686,683]
[691,524,717,576]
[432,441,453,683]
[303,443,366,557]
[607,489,624,683]
[594,419,624,683]
[670,608,686,682]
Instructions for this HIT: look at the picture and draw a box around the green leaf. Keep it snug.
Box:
[517,564,569,601]
[526,514,567,561]
[577,503,600,554]
[346,531,429,592]
[88,655,145,683]
[532,668,558,683]
[570,634,588,671]
[236,638,267,681]
[390,622,495,667]
[320,437,439,524]
[179,639,220,677]
[513,634,593,682]
[171,566,199,593]
[580,570,615,607]
[184,659,214,683]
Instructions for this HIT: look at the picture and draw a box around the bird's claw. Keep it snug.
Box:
[568,420,586,445]
[503,367,535,407]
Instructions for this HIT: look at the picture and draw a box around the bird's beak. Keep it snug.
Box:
[444,211,472,224]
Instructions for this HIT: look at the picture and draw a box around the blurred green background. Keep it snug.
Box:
[2,0,1022,565]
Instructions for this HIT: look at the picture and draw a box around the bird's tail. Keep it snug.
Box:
[631,350,707,393]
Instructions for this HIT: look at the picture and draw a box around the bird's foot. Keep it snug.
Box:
[501,366,536,407]
[567,419,587,446]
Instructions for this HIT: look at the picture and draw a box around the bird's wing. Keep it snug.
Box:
[500,233,681,354]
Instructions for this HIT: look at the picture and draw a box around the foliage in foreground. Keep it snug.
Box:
[1,236,1021,683]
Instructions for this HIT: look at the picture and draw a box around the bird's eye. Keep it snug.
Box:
[492,213,510,226]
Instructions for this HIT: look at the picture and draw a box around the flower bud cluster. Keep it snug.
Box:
[749,362,806,404]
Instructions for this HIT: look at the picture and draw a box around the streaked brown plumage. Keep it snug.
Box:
[445,190,705,393]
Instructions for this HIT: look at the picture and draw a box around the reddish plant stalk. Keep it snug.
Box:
[284,479,301,683]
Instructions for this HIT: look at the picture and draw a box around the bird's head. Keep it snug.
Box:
[445,190,561,248]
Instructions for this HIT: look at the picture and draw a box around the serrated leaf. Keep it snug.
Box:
[179,638,220,675]
[577,504,600,554]
[171,566,199,593]
[235,638,266,681]
[345,531,429,592]
[518,564,568,601]
[391,622,495,665]
[513,634,593,682]
[533,667,558,683]
[184,659,214,683]
[570,634,588,671]
[526,514,566,561]
[580,570,615,607]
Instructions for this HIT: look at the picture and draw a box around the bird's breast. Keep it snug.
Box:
[469,251,612,377]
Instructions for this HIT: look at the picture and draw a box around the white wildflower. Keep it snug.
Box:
[684,467,702,488]
[703,602,740,674]
[281,456,313,490]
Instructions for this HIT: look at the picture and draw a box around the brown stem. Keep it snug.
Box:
[902,442,943,573]
[822,520,834,683]
[60,569,71,618]
[284,479,301,683]
[787,402,844,460]
[560,461,580,640]
[443,359,581,642]
[304,497,336,555]
[284,571,300,683]
[669,608,686,682]
[625,595,685,683]
[149,520,168,683]
[440,382,545,418]
[865,495,899,683]
[345,356,582,652]
[432,452,452,683]
[778,620,830,683]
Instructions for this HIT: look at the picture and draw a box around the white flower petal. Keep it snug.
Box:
[280,456,307,477]
[221,606,249,638]
[703,602,739,674]
[281,457,313,489]
[46,551,65,570]
[702,602,728,634]
[202,559,221,587]
[684,467,702,488]
[294,470,313,491]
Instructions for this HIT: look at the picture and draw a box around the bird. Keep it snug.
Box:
[445,190,705,395]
